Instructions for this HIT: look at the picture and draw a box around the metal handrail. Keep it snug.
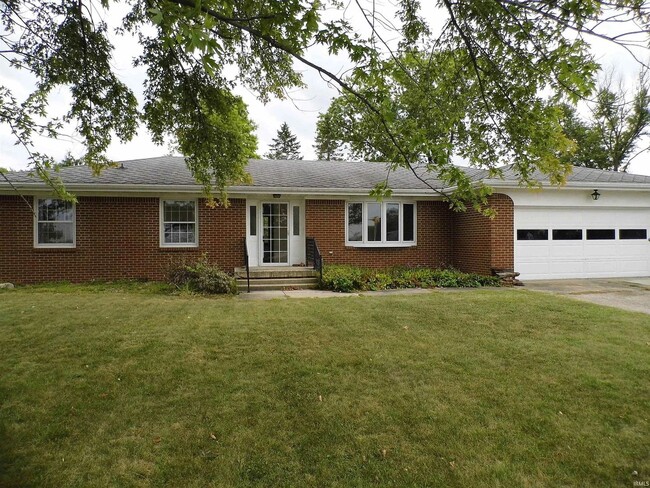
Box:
[243,237,250,293]
[306,237,324,281]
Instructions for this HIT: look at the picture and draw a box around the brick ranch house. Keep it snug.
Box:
[1,157,650,284]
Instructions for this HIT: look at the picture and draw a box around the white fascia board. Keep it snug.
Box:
[483,179,650,191]
[0,183,446,198]
[0,183,204,193]
[228,186,443,197]
[4,179,649,196]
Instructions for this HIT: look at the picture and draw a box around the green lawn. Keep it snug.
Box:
[1,284,648,487]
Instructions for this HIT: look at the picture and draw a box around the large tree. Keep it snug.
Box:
[560,72,650,172]
[314,50,577,209]
[1,1,648,208]
[265,122,302,160]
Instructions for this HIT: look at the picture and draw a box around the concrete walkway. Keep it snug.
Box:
[522,278,650,315]
[236,279,650,316]
[237,287,434,300]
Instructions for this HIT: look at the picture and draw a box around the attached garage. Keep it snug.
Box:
[514,206,650,280]
[494,167,650,280]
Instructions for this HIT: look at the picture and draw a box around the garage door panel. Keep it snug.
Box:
[517,244,551,259]
[619,259,648,276]
[549,245,584,259]
[619,242,648,253]
[548,261,584,274]
[584,259,621,273]
[584,244,618,257]
[521,264,553,277]
[515,206,650,280]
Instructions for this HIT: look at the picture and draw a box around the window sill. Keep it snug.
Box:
[34,245,76,249]
[160,243,199,250]
[345,242,417,248]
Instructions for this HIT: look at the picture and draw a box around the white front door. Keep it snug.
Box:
[261,202,289,265]
[246,199,305,267]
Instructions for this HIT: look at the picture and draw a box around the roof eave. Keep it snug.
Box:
[0,182,446,197]
[484,179,650,191]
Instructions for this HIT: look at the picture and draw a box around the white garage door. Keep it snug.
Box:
[515,207,650,280]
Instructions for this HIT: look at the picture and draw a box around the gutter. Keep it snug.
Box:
[0,182,444,198]
[483,179,650,191]
[3,179,650,197]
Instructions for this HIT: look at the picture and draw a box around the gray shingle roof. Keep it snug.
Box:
[2,156,485,191]
[3,156,650,192]
[495,163,650,185]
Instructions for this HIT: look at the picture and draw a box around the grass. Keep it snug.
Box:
[1,283,649,487]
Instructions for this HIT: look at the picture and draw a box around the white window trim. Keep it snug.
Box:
[345,200,417,247]
[33,197,76,249]
[159,199,199,248]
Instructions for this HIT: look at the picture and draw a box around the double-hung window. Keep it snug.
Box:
[346,201,416,246]
[161,200,198,247]
[35,198,75,247]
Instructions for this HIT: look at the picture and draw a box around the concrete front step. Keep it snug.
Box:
[236,277,319,285]
[240,283,320,292]
[234,266,319,279]
[237,277,320,292]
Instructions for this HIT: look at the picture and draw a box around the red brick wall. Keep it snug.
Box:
[0,195,245,284]
[452,193,514,275]
[1,194,514,284]
[305,200,453,268]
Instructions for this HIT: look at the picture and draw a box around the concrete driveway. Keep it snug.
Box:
[523,278,650,315]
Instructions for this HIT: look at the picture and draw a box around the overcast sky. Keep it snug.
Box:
[1,3,649,176]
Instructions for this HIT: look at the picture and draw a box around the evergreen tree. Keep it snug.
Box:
[265,123,302,160]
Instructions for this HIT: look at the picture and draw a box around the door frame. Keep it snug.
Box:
[246,198,306,267]
[260,201,291,266]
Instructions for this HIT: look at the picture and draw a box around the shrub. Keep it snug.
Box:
[318,265,362,292]
[168,255,237,294]
[320,265,500,292]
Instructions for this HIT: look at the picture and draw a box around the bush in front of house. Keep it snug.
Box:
[320,265,501,292]
[168,255,237,294]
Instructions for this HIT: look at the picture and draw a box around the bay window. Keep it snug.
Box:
[346,201,416,246]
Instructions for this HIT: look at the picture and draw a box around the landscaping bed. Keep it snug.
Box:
[320,265,501,292]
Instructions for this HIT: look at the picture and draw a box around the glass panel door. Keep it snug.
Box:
[262,203,289,264]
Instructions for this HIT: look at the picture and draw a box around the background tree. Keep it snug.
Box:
[313,109,346,161]
[56,151,84,168]
[560,72,650,172]
[265,122,302,160]
[1,1,649,208]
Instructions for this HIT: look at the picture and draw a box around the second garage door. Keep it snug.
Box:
[515,207,650,280]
